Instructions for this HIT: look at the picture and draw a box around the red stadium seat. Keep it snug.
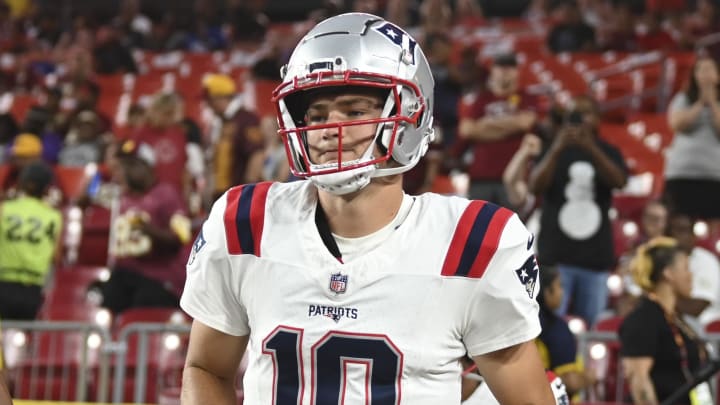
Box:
[54,165,89,202]
[8,94,37,124]
[76,205,111,266]
[249,79,281,118]
[114,307,189,331]
[41,266,108,311]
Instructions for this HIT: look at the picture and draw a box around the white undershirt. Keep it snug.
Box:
[332,194,415,263]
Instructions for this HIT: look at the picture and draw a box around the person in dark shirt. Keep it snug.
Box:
[529,95,628,327]
[620,237,706,404]
[546,0,596,53]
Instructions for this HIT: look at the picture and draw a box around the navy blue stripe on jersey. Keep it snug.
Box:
[236,183,256,255]
[454,203,500,277]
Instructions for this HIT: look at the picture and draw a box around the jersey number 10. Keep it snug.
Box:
[262,326,403,405]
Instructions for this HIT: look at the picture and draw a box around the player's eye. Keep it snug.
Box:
[306,113,327,124]
[347,110,367,118]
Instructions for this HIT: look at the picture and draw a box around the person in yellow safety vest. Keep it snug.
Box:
[0,162,62,320]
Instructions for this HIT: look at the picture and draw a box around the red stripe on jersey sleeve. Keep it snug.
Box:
[466,207,514,279]
[441,200,486,276]
[250,181,272,257]
[224,185,244,254]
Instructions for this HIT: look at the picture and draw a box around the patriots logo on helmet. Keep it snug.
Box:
[372,22,417,64]
[515,256,539,299]
[187,230,206,266]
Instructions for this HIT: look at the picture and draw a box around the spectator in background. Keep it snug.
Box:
[600,1,640,51]
[529,95,627,327]
[128,92,189,197]
[202,73,264,200]
[502,132,542,219]
[102,140,191,315]
[257,115,290,183]
[1,133,44,195]
[682,0,720,51]
[66,80,112,135]
[5,0,31,20]
[121,103,146,139]
[21,106,62,164]
[616,200,670,317]
[665,55,720,220]
[175,96,206,215]
[637,11,678,51]
[620,237,707,405]
[113,0,153,48]
[536,265,596,397]
[33,8,63,49]
[425,33,463,147]
[640,200,669,244]
[668,213,720,329]
[546,0,596,53]
[8,133,43,168]
[455,53,539,207]
[92,26,138,75]
[39,87,69,136]
[58,110,106,167]
[0,113,19,164]
[0,162,62,320]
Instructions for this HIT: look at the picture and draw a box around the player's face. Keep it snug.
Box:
[304,92,384,165]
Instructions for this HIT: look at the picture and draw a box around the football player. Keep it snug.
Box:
[181,12,554,404]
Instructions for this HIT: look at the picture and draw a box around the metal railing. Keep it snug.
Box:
[6,321,720,404]
[111,323,190,404]
[1,320,112,402]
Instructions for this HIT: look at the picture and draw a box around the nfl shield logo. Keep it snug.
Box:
[329,273,348,294]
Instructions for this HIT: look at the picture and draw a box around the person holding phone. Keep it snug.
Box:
[529,95,628,328]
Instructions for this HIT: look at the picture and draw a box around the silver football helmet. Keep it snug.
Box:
[272,13,435,195]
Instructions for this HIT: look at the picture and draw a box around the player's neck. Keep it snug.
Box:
[318,179,404,238]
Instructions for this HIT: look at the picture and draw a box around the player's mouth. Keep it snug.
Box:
[318,149,358,163]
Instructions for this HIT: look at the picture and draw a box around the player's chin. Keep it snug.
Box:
[316,151,362,165]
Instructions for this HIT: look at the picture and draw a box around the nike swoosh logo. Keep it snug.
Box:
[527,234,535,250]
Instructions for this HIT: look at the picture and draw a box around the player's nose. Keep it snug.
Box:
[321,110,343,138]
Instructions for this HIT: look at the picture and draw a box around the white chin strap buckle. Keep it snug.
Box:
[311,166,374,195]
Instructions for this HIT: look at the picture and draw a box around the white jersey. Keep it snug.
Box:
[181,180,541,404]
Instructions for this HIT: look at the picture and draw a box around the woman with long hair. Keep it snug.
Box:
[665,54,720,220]
[620,237,708,404]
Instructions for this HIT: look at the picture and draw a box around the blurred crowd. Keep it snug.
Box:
[1,0,720,402]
